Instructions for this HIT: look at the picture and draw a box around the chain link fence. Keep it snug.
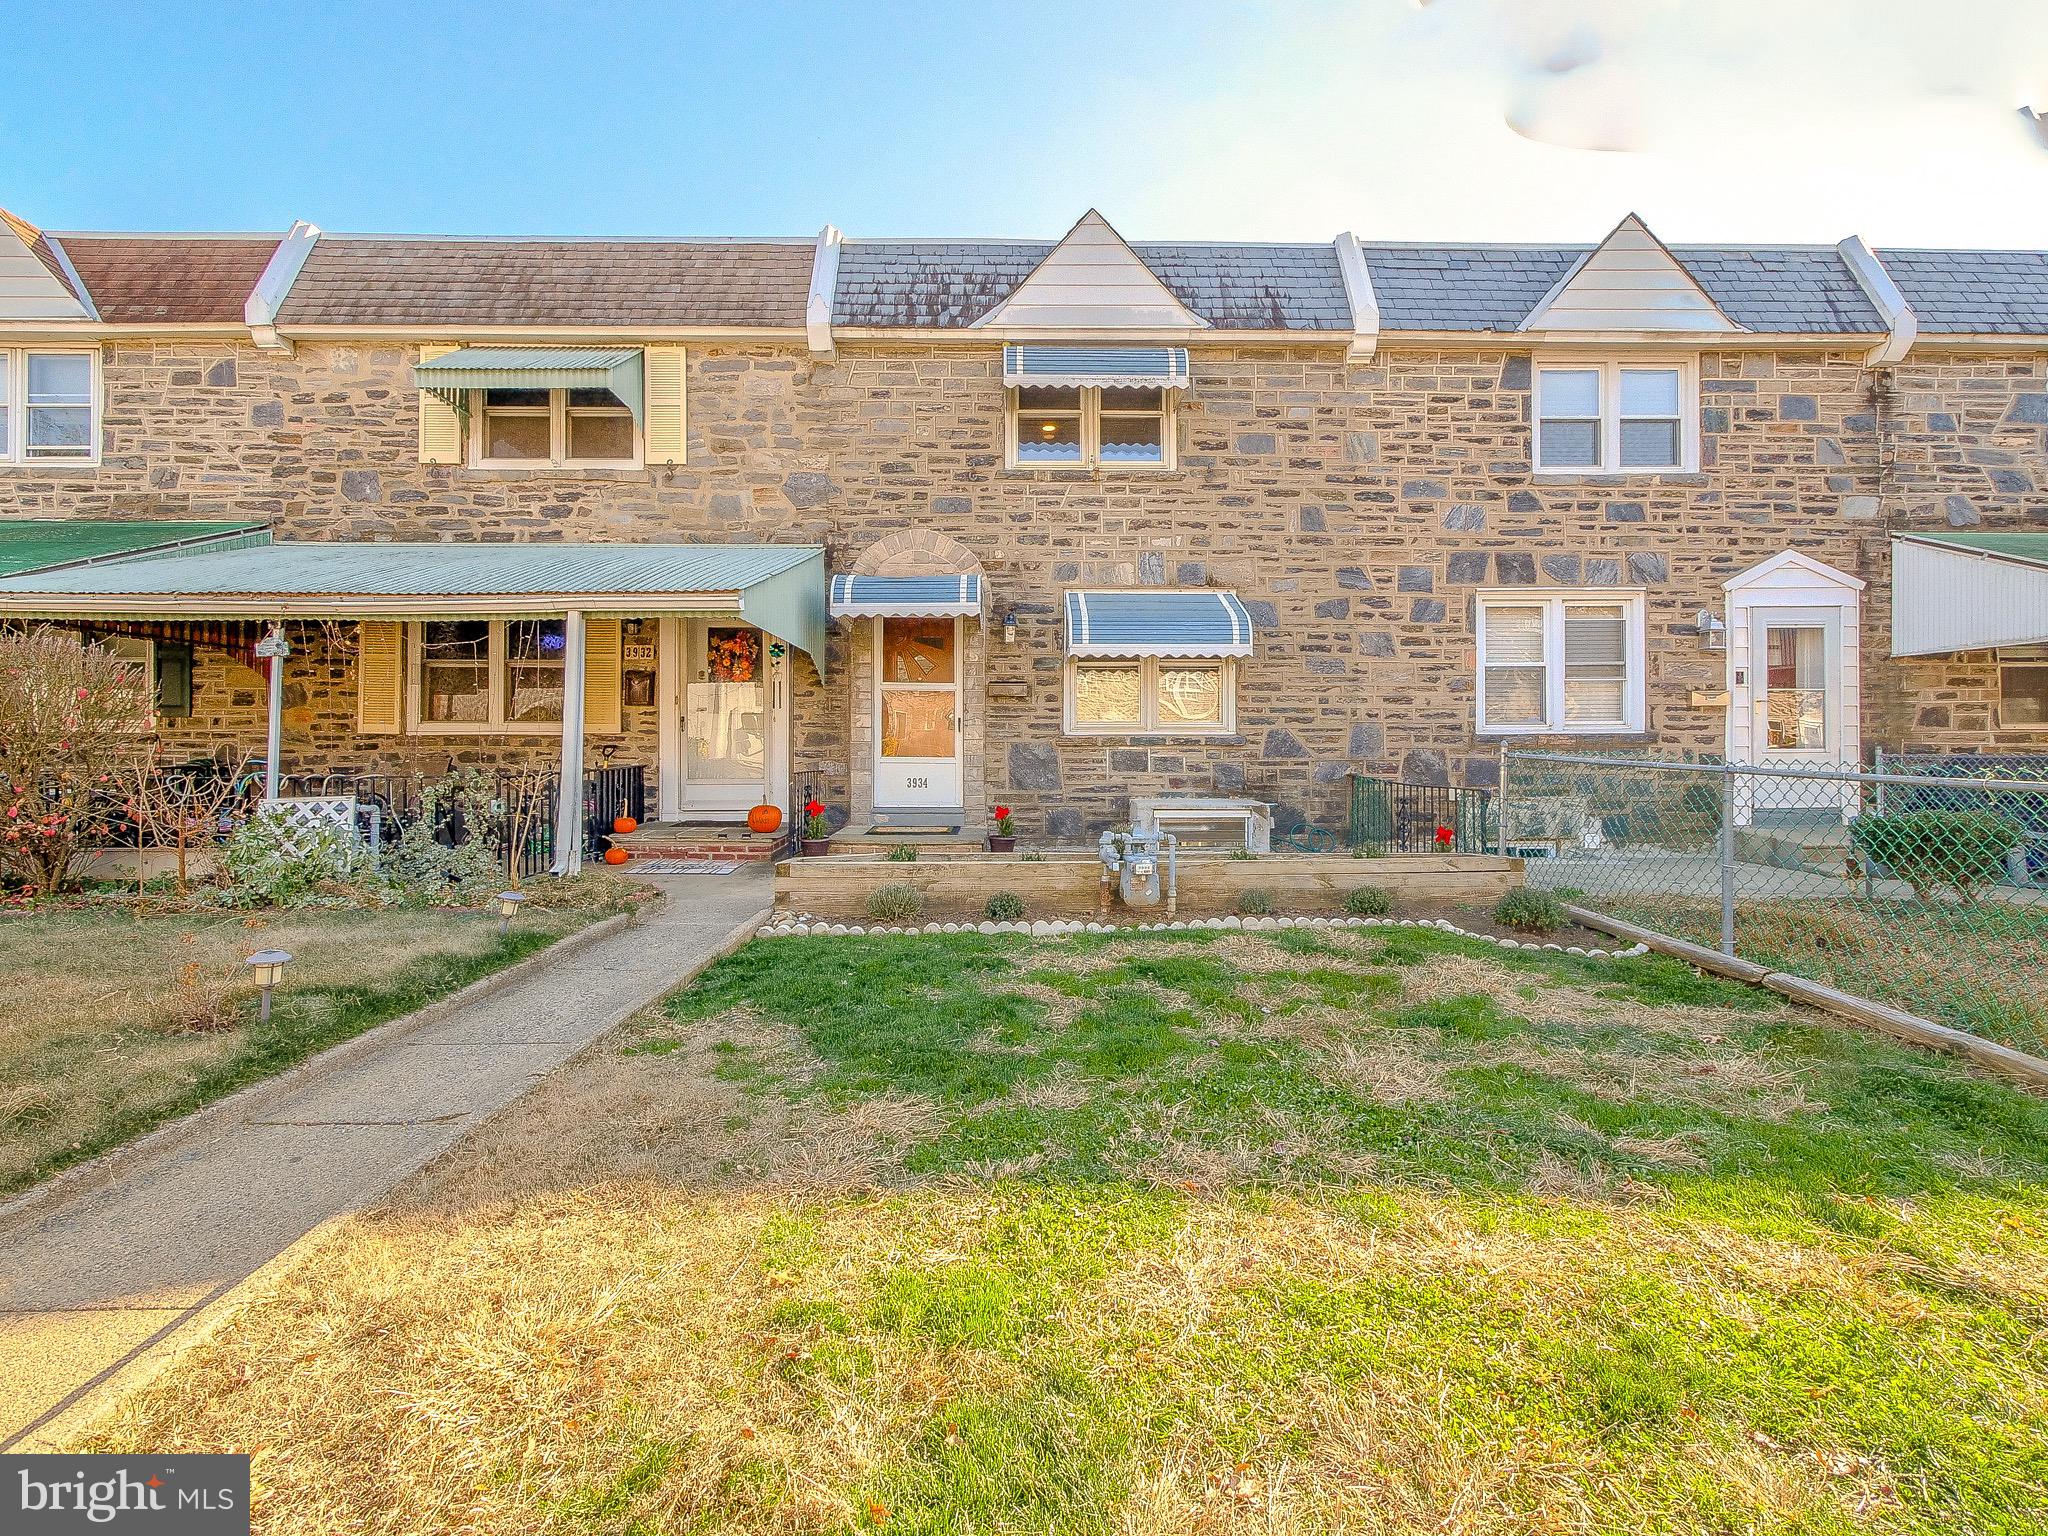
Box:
[1500,750,2048,1057]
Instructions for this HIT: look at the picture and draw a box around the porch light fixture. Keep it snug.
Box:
[1694,610,1728,652]
[1002,611,1018,645]
[495,889,527,934]
[243,949,293,1023]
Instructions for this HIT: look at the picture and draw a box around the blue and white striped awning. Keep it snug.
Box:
[1003,346,1191,390]
[1065,589,1255,658]
[829,573,983,618]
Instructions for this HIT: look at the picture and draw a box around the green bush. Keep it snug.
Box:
[983,890,1025,923]
[1227,849,1257,861]
[1343,886,1391,916]
[1852,809,2023,901]
[866,883,925,923]
[1494,888,1566,933]
[885,843,920,863]
[1237,887,1273,916]
[221,811,351,908]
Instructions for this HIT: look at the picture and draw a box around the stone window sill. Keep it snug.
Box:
[453,466,653,484]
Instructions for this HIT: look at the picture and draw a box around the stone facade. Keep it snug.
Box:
[11,335,2047,839]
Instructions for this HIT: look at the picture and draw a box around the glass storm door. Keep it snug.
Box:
[875,615,962,810]
[682,622,768,813]
[1750,608,1841,808]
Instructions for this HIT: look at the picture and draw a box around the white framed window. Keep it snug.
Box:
[469,387,639,469]
[408,619,569,733]
[1476,592,1646,735]
[1999,645,2048,729]
[1064,656,1233,735]
[1009,385,1174,470]
[0,348,100,465]
[1533,359,1694,474]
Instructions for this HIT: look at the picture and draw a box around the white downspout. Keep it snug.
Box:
[807,223,843,360]
[1836,236,1917,366]
[1332,231,1380,362]
[551,609,587,875]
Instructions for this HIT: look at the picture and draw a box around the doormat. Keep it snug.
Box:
[627,859,744,875]
[863,826,962,837]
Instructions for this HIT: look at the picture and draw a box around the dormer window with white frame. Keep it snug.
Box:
[0,348,100,466]
[1533,360,1695,475]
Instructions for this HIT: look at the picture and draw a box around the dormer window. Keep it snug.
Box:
[1003,346,1185,471]
[1533,360,1696,474]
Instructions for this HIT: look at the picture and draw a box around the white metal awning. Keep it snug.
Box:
[1002,345,1191,390]
[1065,589,1255,658]
[1891,533,2048,656]
[828,574,983,618]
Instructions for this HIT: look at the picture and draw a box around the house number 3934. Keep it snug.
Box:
[905,777,929,789]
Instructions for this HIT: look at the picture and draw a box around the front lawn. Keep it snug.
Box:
[0,877,641,1193]
[81,927,2048,1534]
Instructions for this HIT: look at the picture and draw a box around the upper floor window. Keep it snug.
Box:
[0,349,99,465]
[1533,360,1693,474]
[1477,592,1646,734]
[472,387,639,469]
[1010,385,1173,470]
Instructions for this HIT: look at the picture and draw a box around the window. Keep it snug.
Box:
[412,619,569,731]
[0,349,98,464]
[1533,360,1693,473]
[1010,385,1173,469]
[1477,593,1645,734]
[1066,657,1233,734]
[471,387,638,468]
[2000,645,2048,728]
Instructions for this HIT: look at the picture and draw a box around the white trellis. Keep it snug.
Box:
[258,795,361,870]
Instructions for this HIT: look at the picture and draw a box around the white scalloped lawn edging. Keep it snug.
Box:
[756,911,1649,961]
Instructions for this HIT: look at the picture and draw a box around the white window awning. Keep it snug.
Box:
[1003,345,1190,390]
[828,573,982,618]
[1891,533,2048,656]
[1065,589,1254,658]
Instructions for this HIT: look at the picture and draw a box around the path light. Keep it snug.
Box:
[496,889,527,935]
[243,949,293,1024]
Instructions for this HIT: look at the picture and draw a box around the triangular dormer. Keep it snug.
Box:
[1520,214,1740,334]
[972,210,1207,330]
[0,208,93,321]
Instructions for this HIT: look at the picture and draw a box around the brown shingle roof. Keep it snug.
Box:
[275,237,814,328]
[56,235,280,323]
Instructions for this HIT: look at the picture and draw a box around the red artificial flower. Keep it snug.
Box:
[992,805,1011,820]
[1434,824,1455,846]
[804,799,825,818]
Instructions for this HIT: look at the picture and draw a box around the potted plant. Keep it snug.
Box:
[988,805,1017,853]
[801,798,832,856]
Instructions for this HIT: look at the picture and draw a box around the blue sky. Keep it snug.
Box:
[6,0,2048,245]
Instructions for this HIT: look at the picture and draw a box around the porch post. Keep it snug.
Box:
[254,624,291,801]
[551,609,588,876]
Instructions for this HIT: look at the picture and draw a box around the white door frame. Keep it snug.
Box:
[872,613,964,812]
[656,615,788,822]
[1723,550,1863,821]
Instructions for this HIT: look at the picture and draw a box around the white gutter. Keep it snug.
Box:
[807,223,842,359]
[1332,232,1380,361]
[1836,236,1917,366]
[244,220,321,352]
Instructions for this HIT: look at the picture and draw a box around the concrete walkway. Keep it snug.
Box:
[0,869,770,1449]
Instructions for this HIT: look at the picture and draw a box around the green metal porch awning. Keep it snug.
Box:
[0,519,269,577]
[412,347,646,421]
[0,540,829,675]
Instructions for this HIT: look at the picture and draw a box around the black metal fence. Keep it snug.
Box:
[1347,775,1494,853]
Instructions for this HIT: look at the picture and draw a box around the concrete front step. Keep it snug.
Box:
[612,822,787,862]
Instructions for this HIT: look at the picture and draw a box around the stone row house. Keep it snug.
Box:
[1,203,2045,862]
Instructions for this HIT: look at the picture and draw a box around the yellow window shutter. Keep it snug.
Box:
[643,346,686,464]
[418,342,463,464]
[357,621,404,734]
[582,617,623,734]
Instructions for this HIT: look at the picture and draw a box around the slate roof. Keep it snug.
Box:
[1875,249,2048,334]
[275,237,815,327]
[835,241,1353,330]
[54,235,281,323]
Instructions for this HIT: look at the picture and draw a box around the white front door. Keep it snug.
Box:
[680,620,772,815]
[1747,605,1842,810]
[874,615,962,811]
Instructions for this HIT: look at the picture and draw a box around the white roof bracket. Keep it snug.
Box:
[1332,232,1380,361]
[1836,235,1917,366]
[245,220,321,353]
[806,223,842,359]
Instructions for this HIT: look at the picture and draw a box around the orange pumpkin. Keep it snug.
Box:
[613,815,638,835]
[747,803,783,834]
[604,846,630,865]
